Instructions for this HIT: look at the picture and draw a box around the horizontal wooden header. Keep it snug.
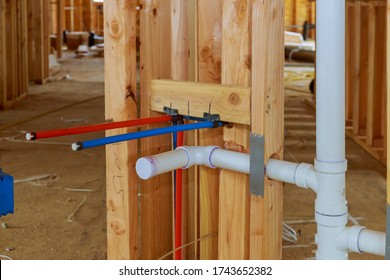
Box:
[151,79,251,125]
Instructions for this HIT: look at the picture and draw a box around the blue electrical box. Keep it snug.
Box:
[0,169,14,217]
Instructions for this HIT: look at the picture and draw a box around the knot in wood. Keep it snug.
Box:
[237,0,247,20]
[199,46,212,61]
[111,221,125,235]
[109,19,122,39]
[229,92,241,105]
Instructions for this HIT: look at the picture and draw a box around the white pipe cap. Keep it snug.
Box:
[136,157,157,180]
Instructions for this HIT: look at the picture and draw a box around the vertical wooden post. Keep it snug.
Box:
[351,0,361,134]
[17,0,29,97]
[366,2,377,145]
[140,0,173,260]
[0,0,6,107]
[367,4,386,148]
[387,0,390,207]
[104,0,138,259]
[6,0,18,100]
[218,0,251,260]
[250,0,284,259]
[82,0,92,31]
[57,0,64,58]
[197,0,223,260]
[28,0,45,84]
[346,2,355,124]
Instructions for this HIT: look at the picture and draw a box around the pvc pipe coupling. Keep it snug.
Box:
[337,226,386,257]
[265,159,318,192]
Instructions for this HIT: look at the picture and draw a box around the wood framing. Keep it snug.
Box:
[1,0,29,109]
[104,0,138,259]
[197,0,224,260]
[0,0,7,107]
[387,0,390,205]
[151,80,251,125]
[285,0,315,38]
[104,0,284,260]
[250,0,284,259]
[346,0,387,165]
[139,0,173,260]
[218,0,251,260]
[28,0,50,84]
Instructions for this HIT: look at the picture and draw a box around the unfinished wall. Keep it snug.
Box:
[285,0,315,38]
[104,0,284,260]
[0,0,29,109]
[345,0,387,165]
[27,0,51,84]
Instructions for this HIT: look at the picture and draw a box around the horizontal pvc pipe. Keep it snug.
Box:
[358,229,386,256]
[209,149,250,174]
[26,115,172,140]
[137,149,188,180]
[136,146,250,180]
[72,121,223,151]
[266,159,317,192]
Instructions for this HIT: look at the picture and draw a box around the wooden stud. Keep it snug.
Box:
[368,5,386,148]
[387,0,390,204]
[28,0,45,84]
[354,4,370,137]
[218,0,251,260]
[197,0,224,260]
[250,0,284,259]
[139,0,173,260]
[57,0,64,58]
[0,0,6,107]
[366,2,377,146]
[352,1,362,135]
[346,3,356,123]
[104,0,138,259]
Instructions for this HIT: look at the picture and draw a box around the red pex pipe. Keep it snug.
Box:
[175,131,184,260]
[26,115,172,140]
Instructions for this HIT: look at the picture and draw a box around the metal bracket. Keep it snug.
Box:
[163,106,178,116]
[202,112,220,122]
[250,133,265,196]
[386,204,390,260]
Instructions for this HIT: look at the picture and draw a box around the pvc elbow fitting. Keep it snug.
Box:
[177,146,220,169]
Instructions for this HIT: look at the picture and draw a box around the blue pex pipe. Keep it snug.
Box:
[72,121,222,151]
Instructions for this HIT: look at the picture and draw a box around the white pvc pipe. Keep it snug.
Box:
[136,146,250,180]
[315,0,349,260]
[210,149,250,174]
[266,159,317,192]
[316,0,345,163]
[358,229,386,256]
[136,149,189,179]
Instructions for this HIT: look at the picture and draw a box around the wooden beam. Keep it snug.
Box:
[250,0,284,259]
[369,5,386,148]
[28,0,45,84]
[0,0,7,107]
[170,0,192,260]
[355,4,370,137]
[197,0,223,260]
[140,0,173,260]
[366,2,377,146]
[57,0,64,58]
[387,0,390,205]
[218,0,251,260]
[104,0,138,259]
[6,0,18,101]
[346,3,356,123]
[151,80,251,125]
[352,1,361,135]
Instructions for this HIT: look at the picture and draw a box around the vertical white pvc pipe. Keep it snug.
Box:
[315,0,349,260]
[316,0,345,162]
